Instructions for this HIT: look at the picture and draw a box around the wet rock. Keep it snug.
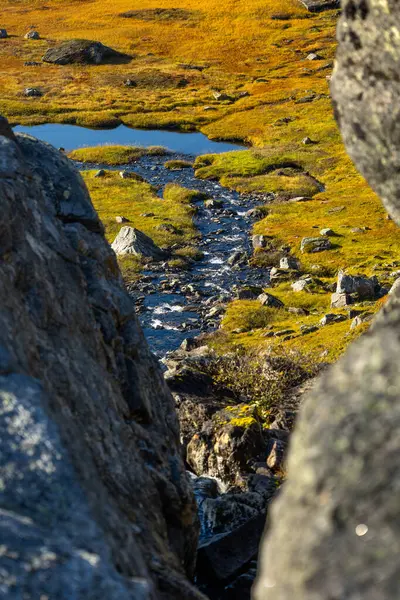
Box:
[336,270,381,300]
[258,292,284,308]
[319,313,347,326]
[43,39,131,65]
[0,29,8,39]
[24,87,43,97]
[301,237,332,253]
[205,198,223,209]
[111,226,166,260]
[94,169,106,177]
[228,250,248,266]
[197,512,267,581]
[331,292,351,308]
[302,136,314,145]
[246,207,266,220]
[200,491,266,540]
[280,256,300,270]
[115,215,129,223]
[221,565,258,599]
[25,30,40,40]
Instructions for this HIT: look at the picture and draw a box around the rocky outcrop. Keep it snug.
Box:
[0,122,204,599]
[254,1,400,598]
[43,39,131,65]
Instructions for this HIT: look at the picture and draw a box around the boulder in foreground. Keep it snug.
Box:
[42,39,131,65]
[0,117,203,600]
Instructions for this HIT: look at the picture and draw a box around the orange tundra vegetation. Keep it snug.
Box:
[1,0,399,359]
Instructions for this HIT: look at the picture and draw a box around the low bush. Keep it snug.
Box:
[201,346,319,416]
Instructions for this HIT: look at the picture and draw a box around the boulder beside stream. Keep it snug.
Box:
[112,226,167,260]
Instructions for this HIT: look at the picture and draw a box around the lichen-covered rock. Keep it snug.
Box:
[43,39,130,65]
[0,119,204,600]
[254,1,400,597]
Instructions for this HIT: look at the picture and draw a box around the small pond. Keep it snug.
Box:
[13,123,243,155]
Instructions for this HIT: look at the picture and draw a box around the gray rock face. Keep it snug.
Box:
[42,39,130,65]
[255,2,400,597]
[330,0,400,226]
[331,291,351,307]
[337,269,380,299]
[279,256,299,270]
[0,120,204,600]
[111,226,166,259]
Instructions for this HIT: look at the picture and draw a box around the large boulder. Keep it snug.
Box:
[254,1,400,598]
[336,269,381,300]
[43,39,131,65]
[0,120,204,600]
[111,226,166,260]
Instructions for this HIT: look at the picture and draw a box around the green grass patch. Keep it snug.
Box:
[69,144,167,165]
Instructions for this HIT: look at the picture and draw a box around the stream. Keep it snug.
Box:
[15,124,271,357]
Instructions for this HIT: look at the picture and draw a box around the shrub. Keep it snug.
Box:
[201,347,319,416]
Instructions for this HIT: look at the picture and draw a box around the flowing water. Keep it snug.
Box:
[15,125,270,357]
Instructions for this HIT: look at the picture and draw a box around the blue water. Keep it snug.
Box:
[14,123,242,155]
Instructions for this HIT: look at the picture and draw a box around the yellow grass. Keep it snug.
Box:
[2,0,399,359]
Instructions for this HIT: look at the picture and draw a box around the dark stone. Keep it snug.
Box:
[197,512,267,581]
[43,39,131,65]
